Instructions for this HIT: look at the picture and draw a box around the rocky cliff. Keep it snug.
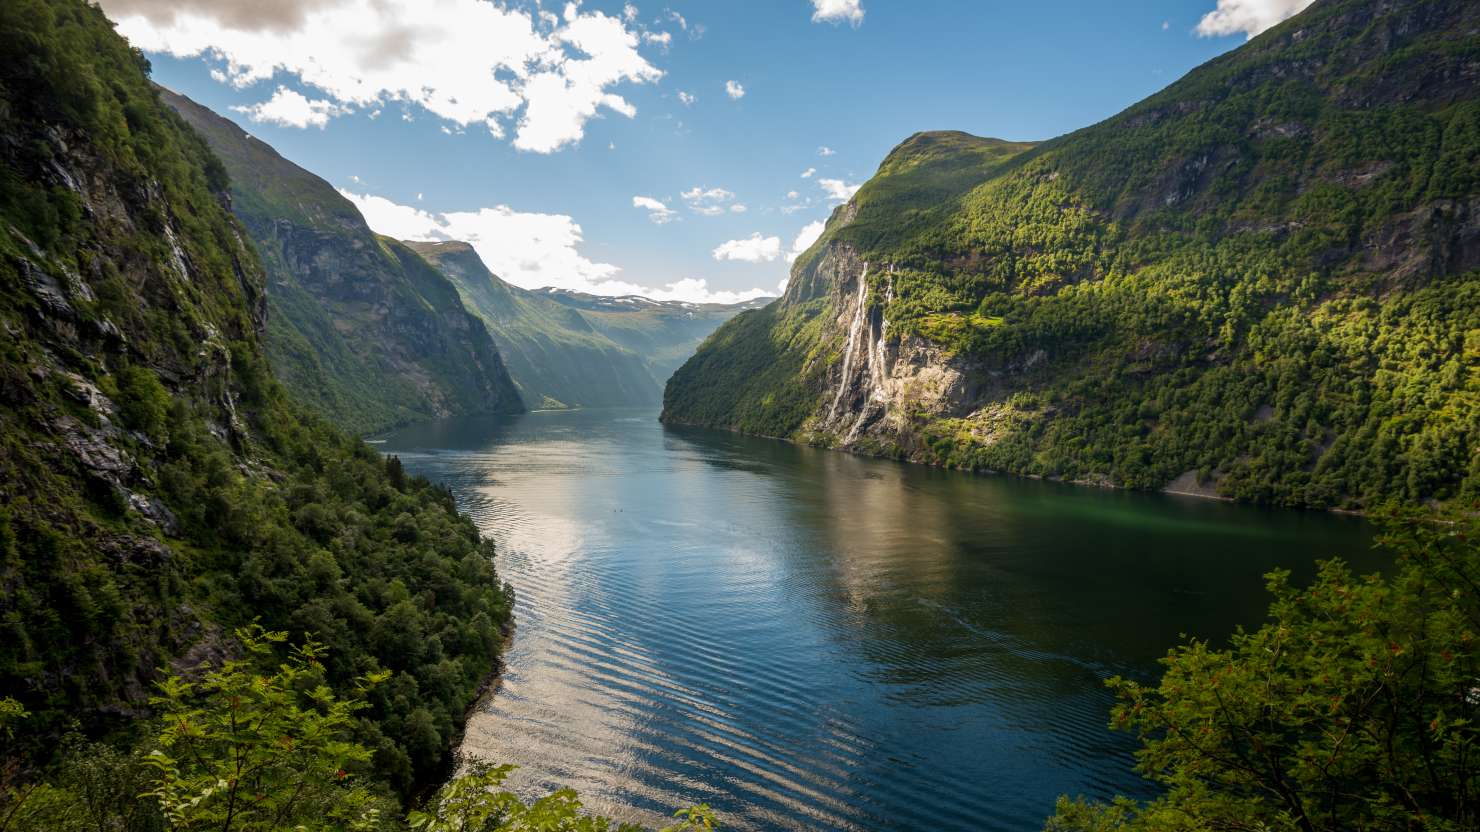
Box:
[0,0,512,792]
[161,89,523,433]
[664,0,1480,511]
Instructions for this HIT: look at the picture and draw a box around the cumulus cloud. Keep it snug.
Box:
[632,195,678,224]
[231,86,343,128]
[100,0,663,153]
[643,278,771,304]
[818,178,861,202]
[800,167,816,179]
[343,189,624,292]
[787,220,826,264]
[682,186,738,216]
[97,0,339,32]
[725,80,746,100]
[713,233,782,263]
[344,189,762,302]
[643,30,671,46]
[811,0,864,26]
[1194,0,1314,38]
[677,90,696,106]
[817,146,836,156]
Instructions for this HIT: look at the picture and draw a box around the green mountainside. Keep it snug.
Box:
[0,0,511,797]
[407,240,768,409]
[159,89,523,435]
[664,0,1480,511]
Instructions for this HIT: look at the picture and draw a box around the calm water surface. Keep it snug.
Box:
[379,408,1383,831]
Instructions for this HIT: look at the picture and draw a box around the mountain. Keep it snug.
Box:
[0,0,511,795]
[406,240,770,409]
[664,0,1480,511]
[159,89,523,434]
[538,287,773,385]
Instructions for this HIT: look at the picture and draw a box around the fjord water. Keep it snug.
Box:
[379,409,1380,831]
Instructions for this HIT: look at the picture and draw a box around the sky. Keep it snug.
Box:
[99,0,1315,302]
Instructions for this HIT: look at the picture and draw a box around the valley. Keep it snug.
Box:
[1,0,1477,830]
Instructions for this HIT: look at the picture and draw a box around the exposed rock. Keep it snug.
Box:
[1164,470,1229,500]
[128,491,181,535]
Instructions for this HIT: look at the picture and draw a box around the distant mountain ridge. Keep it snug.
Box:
[664,0,1480,511]
[160,88,523,434]
[406,240,770,409]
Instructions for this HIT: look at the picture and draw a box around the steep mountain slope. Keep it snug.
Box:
[160,89,523,434]
[665,0,1480,511]
[407,240,769,408]
[0,0,511,795]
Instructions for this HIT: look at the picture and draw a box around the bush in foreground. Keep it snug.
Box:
[0,626,713,832]
[1047,519,1480,831]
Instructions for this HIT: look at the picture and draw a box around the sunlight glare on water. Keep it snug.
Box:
[379,409,1381,832]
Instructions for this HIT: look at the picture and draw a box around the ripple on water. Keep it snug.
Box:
[380,409,1379,832]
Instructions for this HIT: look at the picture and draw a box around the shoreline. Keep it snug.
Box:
[658,415,1371,518]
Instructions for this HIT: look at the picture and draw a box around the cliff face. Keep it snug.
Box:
[409,240,768,409]
[1,1,511,791]
[665,0,1480,510]
[160,89,523,433]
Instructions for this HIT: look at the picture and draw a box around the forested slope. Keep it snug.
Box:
[0,0,512,796]
[665,0,1480,511]
[409,240,768,408]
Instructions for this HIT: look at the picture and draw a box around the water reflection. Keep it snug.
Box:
[380,409,1381,831]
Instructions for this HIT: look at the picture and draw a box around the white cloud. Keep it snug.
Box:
[817,145,836,156]
[623,3,638,22]
[231,86,342,128]
[682,185,738,216]
[344,189,765,303]
[800,167,816,179]
[343,189,624,292]
[1161,20,1171,30]
[818,178,861,202]
[786,220,826,263]
[643,30,671,46]
[729,204,748,214]
[713,233,782,263]
[101,0,663,153]
[811,0,864,26]
[632,195,678,224]
[643,278,770,304]
[1194,0,1314,38]
[677,90,696,106]
[725,80,746,100]
[786,190,800,200]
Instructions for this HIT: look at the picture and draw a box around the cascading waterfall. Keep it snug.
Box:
[842,265,896,442]
[827,262,870,422]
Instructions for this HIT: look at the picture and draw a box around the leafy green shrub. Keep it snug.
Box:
[1045,519,1480,831]
[1,631,716,832]
[114,365,172,442]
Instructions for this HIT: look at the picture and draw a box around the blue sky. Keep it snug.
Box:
[104,0,1311,301]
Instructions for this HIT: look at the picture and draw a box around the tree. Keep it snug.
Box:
[1047,519,1480,831]
[141,625,395,832]
[2,631,717,832]
[409,763,716,832]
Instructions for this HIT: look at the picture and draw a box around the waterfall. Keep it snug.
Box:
[828,262,870,422]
